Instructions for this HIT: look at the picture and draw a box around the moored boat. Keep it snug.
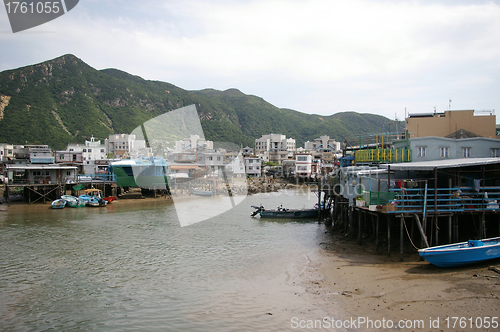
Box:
[251,204,322,218]
[51,199,66,209]
[61,195,86,208]
[103,196,116,203]
[418,237,500,268]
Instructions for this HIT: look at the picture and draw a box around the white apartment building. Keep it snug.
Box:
[0,144,14,162]
[295,153,313,177]
[244,156,262,176]
[225,155,246,176]
[255,134,296,160]
[174,134,213,153]
[304,135,341,153]
[108,134,147,159]
[66,136,107,163]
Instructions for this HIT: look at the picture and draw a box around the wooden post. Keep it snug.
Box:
[317,188,322,222]
[387,215,391,256]
[400,216,404,261]
[434,167,438,246]
[358,209,362,245]
[414,214,430,248]
[448,178,452,244]
[375,213,380,253]
[481,166,486,238]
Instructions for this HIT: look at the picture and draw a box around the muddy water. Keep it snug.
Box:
[0,189,343,331]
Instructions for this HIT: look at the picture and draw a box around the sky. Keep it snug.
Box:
[1,0,500,123]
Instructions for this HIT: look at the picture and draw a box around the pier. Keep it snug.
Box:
[319,158,500,260]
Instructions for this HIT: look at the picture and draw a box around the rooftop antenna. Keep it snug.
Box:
[449,98,452,110]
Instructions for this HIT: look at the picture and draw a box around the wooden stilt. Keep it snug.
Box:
[400,215,404,261]
[358,209,362,245]
[387,215,391,257]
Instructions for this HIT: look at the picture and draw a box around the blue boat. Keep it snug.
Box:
[51,199,66,209]
[418,237,500,268]
[61,195,86,208]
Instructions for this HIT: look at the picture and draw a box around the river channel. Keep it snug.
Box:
[0,189,341,331]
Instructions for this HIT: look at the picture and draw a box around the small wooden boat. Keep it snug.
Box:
[51,199,66,209]
[251,205,321,218]
[103,196,116,203]
[418,237,500,268]
[80,189,108,207]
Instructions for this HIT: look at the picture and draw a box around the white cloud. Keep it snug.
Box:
[1,0,500,120]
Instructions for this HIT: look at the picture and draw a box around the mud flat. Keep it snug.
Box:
[298,232,500,331]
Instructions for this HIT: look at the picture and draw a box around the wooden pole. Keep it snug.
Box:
[387,215,391,256]
[375,213,380,253]
[414,214,430,248]
[358,209,362,245]
[434,167,438,246]
[482,166,486,238]
[448,178,452,243]
[400,216,404,261]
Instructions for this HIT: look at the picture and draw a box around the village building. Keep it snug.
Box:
[107,133,147,159]
[244,156,262,177]
[174,134,213,153]
[254,134,296,162]
[406,109,499,139]
[393,136,500,161]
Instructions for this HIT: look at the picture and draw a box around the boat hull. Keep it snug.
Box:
[418,237,500,268]
[260,209,319,218]
[111,161,169,189]
[51,199,66,209]
[61,195,86,208]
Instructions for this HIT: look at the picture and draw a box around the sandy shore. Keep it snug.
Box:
[297,231,500,331]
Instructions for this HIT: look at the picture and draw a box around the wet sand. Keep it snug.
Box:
[299,232,500,331]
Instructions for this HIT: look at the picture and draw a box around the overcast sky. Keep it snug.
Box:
[1,0,500,122]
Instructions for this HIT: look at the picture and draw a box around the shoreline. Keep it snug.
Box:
[3,190,499,331]
[298,230,500,331]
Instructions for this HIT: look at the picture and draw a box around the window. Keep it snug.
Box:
[101,149,105,153]
[417,146,426,158]
[462,147,471,158]
[297,156,308,161]
[59,154,64,160]
[249,159,253,163]
[440,147,449,158]
[492,148,500,157]
[83,149,87,152]
[217,157,221,161]
[88,149,92,152]
[208,157,213,161]
[66,171,71,176]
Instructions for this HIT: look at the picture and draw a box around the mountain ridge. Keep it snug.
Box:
[0,54,396,150]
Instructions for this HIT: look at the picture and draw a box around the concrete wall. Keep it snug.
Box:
[406,110,498,138]
[394,137,500,161]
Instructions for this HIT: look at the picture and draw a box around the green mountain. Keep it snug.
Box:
[0,54,396,150]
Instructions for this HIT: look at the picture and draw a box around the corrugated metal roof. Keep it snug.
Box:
[379,158,500,171]
[6,164,77,170]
